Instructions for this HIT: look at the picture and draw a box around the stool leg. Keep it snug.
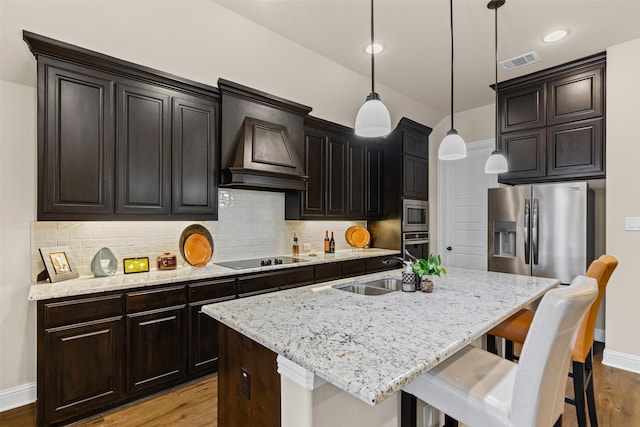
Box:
[585,350,599,427]
[487,334,498,354]
[505,339,516,361]
[573,360,588,427]
[444,414,458,427]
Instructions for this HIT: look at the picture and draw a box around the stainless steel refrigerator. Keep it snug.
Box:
[488,182,594,284]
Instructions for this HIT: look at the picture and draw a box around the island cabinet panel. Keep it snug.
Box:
[218,324,280,427]
[497,53,605,184]
[125,286,187,395]
[40,61,115,218]
[38,294,124,425]
[188,278,236,375]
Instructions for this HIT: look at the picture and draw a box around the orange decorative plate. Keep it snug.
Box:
[183,233,213,267]
[346,226,370,248]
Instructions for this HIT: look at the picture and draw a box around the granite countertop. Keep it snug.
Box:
[202,268,559,406]
[28,248,400,301]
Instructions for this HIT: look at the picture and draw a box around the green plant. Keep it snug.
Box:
[411,254,447,277]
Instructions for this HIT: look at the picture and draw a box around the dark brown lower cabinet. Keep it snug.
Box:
[218,323,280,427]
[43,317,124,424]
[126,306,186,394]
[36,256,399,426]
[38,294,124,426]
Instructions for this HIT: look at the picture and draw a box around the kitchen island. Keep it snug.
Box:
[203,268,559,427]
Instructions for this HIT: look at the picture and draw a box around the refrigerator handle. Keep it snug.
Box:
[532,198,539,265]
[524,198,530,264]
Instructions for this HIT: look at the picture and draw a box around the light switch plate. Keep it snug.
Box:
[624,217,640,231]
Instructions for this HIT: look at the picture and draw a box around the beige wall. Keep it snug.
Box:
[603,38,640,372]
[0,0,437,407]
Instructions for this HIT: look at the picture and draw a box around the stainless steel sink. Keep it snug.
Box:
[332,278,404,295]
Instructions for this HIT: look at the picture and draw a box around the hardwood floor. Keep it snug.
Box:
[1,344,639,427]
[0,376,217,427]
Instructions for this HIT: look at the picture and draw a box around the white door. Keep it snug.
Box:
[438,139,498,270]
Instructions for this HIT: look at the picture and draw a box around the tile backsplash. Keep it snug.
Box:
[30,189,366,280]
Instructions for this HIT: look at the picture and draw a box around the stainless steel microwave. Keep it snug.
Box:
[402,199,429,232]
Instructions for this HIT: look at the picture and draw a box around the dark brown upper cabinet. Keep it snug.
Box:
[399,125,430,201]
[40,62,115,216]
[285,117,383,220]
[500,83,546,133]
[24,30,220,220]
[496,52,605,185]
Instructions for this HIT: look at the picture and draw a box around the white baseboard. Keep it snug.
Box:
[594,327,605,343]
[603,348,640,374]
[0,382,36,412]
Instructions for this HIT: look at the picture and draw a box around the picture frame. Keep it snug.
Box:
[39,246,80,283]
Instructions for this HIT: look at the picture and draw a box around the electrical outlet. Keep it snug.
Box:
[241,367,251,399]
[625,217,640,231]
[303,243,311,251]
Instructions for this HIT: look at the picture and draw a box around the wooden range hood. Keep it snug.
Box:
[219,79,311,191]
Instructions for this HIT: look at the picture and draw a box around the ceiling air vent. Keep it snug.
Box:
[501,51,540,70]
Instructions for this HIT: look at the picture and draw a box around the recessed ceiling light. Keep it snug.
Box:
[542,30,569,43]
[365,43,384,55]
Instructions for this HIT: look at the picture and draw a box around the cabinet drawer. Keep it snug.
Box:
[279,266,315,290]
[188,278,236,303]
[315,263,342,283]
[365,256,395,273]
[126,285,186,313]
[341,259,365,278]
[44,294,123,329]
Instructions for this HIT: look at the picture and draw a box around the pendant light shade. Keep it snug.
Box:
[438,0,466,161]
[355,0,391,138]
[439,129,466,160]
[485,150,509,173]
[485,0,508,174]
[355,93,391,137]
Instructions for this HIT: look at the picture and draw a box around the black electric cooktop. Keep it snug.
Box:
[215,256,310,270]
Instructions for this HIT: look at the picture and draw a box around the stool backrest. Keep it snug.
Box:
[573,254,618,363]
[511,275,597,427]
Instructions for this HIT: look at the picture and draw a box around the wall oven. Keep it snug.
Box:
[402,199,429,232]
[403,232,429,260]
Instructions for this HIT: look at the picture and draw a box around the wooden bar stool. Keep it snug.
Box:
[403,275,598,427]
[487,254,618,427]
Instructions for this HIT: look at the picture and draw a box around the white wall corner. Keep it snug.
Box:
[594,327,605,343]
[602,348,640,375]
[277,355,326,390]
[0,382,36,412]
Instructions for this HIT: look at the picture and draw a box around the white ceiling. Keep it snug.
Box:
[213,0,640,119]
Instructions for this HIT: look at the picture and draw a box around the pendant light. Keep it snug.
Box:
[355,0,391,138]
[438,0,467,160]
[485,0,509,173]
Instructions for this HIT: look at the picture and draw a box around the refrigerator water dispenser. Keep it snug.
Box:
[493,221,516,257]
